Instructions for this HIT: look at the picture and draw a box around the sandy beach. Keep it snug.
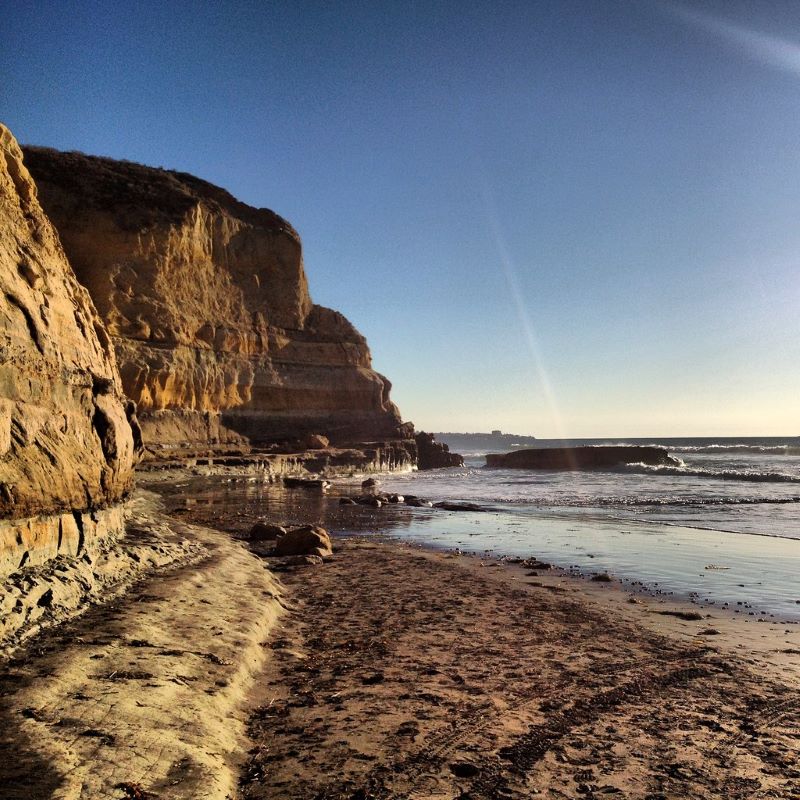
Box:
[239,537,800,800]
[1,481,798,799]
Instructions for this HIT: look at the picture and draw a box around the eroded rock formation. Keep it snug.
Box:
[415,431,465,470]
[0,125,139,577]
[23,147,405,454]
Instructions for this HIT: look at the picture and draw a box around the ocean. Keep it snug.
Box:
[157,436,800,623]
[374,437,800,622]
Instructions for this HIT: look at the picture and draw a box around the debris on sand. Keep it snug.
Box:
[655,609,704,621]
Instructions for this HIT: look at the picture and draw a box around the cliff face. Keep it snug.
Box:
[22,147,404,452]
[0,126,139,576]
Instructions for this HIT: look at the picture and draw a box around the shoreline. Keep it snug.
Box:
[331,522,800,693]
[354,468,800,625]
[410,541,800,686]
[0,476,798,798]
[152,466,800,624]
[383,527,800,626]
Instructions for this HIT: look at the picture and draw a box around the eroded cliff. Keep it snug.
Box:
[0,125,139,577]
[22,147,404,453]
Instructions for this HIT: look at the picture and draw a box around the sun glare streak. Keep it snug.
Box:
[663,2,800,76]
[477,180,568,441]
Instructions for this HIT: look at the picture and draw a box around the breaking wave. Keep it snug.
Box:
[619,461,800,483]
[492,494,800,507]
[666,444,800,455]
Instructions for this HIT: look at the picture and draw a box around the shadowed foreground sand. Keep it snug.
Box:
[0,504,284,800]
[242,539,799,800]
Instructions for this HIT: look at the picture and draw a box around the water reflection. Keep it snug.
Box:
[146,473,800,623]
[150,474,430,537]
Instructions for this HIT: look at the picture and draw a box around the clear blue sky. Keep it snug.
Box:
[3,0,800,436]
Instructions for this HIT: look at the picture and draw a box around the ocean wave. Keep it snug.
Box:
[464,495,800,508]
[668,445,800,455]
[593,442,800,455]
[619,462,800,483]
[461,443,800,459]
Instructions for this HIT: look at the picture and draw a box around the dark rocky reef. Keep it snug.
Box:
[415,432,465,470]
[138,440,417,477]
[485,445,678,470]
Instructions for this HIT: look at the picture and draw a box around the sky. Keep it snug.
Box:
[3,0,800,437]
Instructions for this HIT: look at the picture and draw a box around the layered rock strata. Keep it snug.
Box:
[23,147,405,454]
[138,441,417,478]
[0,125,139,577]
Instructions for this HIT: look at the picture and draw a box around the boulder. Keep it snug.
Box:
[433,502,488,512]
[356,496,382,508]
[283,554,324,567]
[405,496,433,508]
[273,525,332,558]
[521,557,552,570]
[415,432,464,470]
[303,433,330,450]
[248,522,286,541]
[283,477,331,490]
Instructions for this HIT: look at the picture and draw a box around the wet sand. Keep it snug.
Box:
[155,471,800,623]
[157,473,800,798]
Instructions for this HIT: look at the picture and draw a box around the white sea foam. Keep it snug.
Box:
[664,444,800,455]
[378,437,800,543]
[370,437,800,619]
[619,461,800,483]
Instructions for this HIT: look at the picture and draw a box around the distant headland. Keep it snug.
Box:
[433,431,537,452]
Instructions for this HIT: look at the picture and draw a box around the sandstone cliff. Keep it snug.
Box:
[0,126,139,577]
[22,147,404,453]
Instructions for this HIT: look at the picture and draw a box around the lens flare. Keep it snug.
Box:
[664,2,800,75]
[478,179,569,445]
